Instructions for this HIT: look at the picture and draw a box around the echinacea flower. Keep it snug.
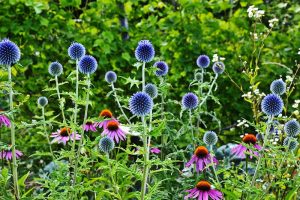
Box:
[186,146,218,172]
[0,114,11,127]
[101,120,127,143]
[150,147,161,154]
[50,127,81,145]
[83,121,97,132]
[231,134,261,159]
[0,149,23,160]
[94,109,114,129]
[185,180,223,200]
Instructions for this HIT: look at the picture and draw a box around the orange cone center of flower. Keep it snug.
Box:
[194,146,209,158]
[242,134,256,144]
[107,121,119,131]
[60,127,71,136]
[196,181,211,191]
[100,109,113,118]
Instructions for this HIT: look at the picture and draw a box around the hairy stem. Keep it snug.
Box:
[55,75,66,125]
[41,106,54,159]
[199,73,218,108]
[111,83,131,124]
[141,116,149,200]
[210,145,220,185]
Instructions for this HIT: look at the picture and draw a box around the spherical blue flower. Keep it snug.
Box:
[79,55,97,75]
[129,92,153,116]
[270,79,286,95]
[0,39,21,66]
[196,55,210,68]
[135,40,155,63]
[283,137,299,151]
[68,42,85,60]
[261,94,283,116]
[38,96,48,107]
[203,131,218,146]
[48,61,63,76]
[99,137,115,153]
[105,71,117,84]
[182,92,198,110]
[144,83,158,99]
[154,61,168,76]
[284,119,300,137]
[212,62,225,74]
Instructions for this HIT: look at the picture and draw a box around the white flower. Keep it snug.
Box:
[268,18,278,28]
[293,110,299,116]
[292,104,299,108]
[295,100,300,104]
[286,75,293,82]
[212,54,219,62]
[242,91,252,99]
[254,89,260,95]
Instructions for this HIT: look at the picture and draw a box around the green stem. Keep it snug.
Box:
[55,75,66,125]
[199,73,218,108]
[200,67,204,95]
[140,116,149,200]
[142,62,145,90]
[160,77,166,160]
[210,145,220,185]
[251,115,273,186]
[41,106,54,159]
[111,83,131,124]
[8,66,20,199]
[189,109,195,148]
[106,153,121,200]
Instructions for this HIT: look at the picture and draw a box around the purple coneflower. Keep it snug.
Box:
[185,180,223,200]
[231,133,261,159]
[0,149,23,161]
[83,121,97,132]
[150,147,161,154]
[95,109,114,129]
[50,127,81,145]
[0,113,10,127]
[186,146,218,172]
[101,120,127,143]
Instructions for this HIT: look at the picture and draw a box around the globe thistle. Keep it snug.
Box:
[79,55,97,75]
[0,39,21,66]
[270,79,286,95]
[48,61,63,76]
[129,92,153,116]
[182,92,198,110]
[203,131,218,146]
[135,40,155,63]
[195,72,202,82]
[99,137,115,153]
[196,55,210,68]
[154,61,169,76]
[261,94,283,116]
[284,119,300,137]
[212,62,225,74]
[68,42,85,60]
[38,96,48,107]
[105,71,117,84]
[283,137,299,151]
[144,83,158,99]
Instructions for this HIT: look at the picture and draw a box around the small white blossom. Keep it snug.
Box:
[268,18,278,28]
[286,75,293,82]
[292,103,298,108]
[242,91,252,99]
[247,5,265,19]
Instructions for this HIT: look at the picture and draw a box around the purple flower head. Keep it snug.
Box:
[105,71,117,84]
[261,94,283,116]
[0,114,11,127]
[150,147,161,154]
[0,148,23,161]
[83,121,97,132]
[154,61,168,76]
[212,62,225,74]
[231,134,261,159]
[79,55,97,75]
[135,40,155,63]
[101,120,127,143]
[50,127,81,145]
[185,180,223,200]
[182,92,198,110]
[196,55,210,68]
[68,42,85,60]
[0,39,21,66]
[94,109,115,129]
[129,92,153,116]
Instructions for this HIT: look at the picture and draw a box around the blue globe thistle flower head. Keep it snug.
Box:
[99,137,115,153]
[135,40,155,63]
[195,72,202,81]
[48,61,63,76]
[203,131,218,146]
[270,79,286,95]
[182,92,198,110]
[0,39,21,66]
[129,92,153,116]
[212,62,225,74]
[38,96,48,107]
[79,55,97,75]
[284,119,300,137]
[283,137,299,151]
[196,55,210,68]
[105,71,117,84]
[154,61,168,76]
[261,94,283,116]
[68,42,86,60]
[144,83,158,99]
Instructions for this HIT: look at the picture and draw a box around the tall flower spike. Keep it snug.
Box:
[38,96,48,107]
[182,92,198,110]
[129,92,153,116]
[196,55,210,68]
[135,40,155,63]
[68,42,85,60]
[154,61,168,76]
[79,55,97,75]
[284,119,300,137]
[261,94,283,116]
[0,39,21,66]
[144,83,158,99]
[212,62,225,74]
[48,61,63,76]
[270,79,286,95]
[105,71,117,84]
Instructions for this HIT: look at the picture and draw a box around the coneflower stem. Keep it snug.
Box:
[41,106,54,159]
[73,75,91,193]
[141,116,149,200]
[111,83,131,124]
[189,110,195,148]
[8,66,20,199]
[199,74,218,108]
[55,75,66,125]
[210,145,220,185]
[251,115,273,186]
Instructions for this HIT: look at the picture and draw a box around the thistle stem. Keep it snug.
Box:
[142,62,145,90]
[106,153,121,200]
[251,115,273,186]
[210,145,220,185]
[189,110,195,148]
[55,75,66,125]
[141,116,149,200]
[111,83,131,124]
[199,74,218,108]
[8,65,20,199]
[41,106,54,159]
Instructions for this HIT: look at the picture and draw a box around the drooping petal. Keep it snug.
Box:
[186,155,196,168]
